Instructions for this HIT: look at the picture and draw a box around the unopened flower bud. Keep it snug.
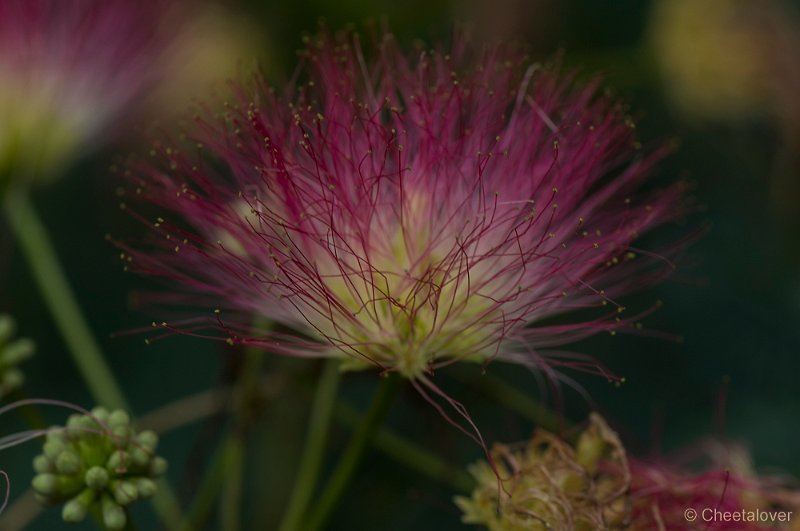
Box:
[33,455,52,474]
[108,410,130,430]
[136,430,158,451]
[32,474,58,496]
[55,451,81,475]
[102,494,127,530]
[135,478,157,498]
[111,479,139,506]
[91,406,111,424]
[106,450,130,473]
[0,314,34,398]
[62,488,95,523]
[149,456,168,476]
[85,466,109,491]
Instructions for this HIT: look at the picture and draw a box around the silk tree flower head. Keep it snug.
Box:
[0,0,169,190]
[121,30,686,391]
[457,415,800,530]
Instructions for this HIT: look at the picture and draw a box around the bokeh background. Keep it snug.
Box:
[2,0,800,529]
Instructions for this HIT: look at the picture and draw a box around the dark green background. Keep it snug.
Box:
[2,0,799,529]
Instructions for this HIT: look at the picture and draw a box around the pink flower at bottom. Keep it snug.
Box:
[630,442,800,530]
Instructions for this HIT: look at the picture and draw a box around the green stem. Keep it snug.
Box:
[220,436,245,531]
[277,360,341,531]
[220,337,267,530]
[122,509,140,531]
[3,190,126,410]
[3,190,182,529]
[151,482,183,531]
[455,370,568,431]
[334,401,473,493]
[303,375,399,531]
[179,437,231,531]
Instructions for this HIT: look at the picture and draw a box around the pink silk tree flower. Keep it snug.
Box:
[120,31,687,395]
[0,0,170,188]
[629,442,800,530]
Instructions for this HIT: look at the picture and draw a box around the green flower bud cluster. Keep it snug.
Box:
[0,314,34,399]
[31,407,167,530]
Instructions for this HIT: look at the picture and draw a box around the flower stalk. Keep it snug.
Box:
[335,400,474,493]
[277,359,341,531]
[303,374,400,531]
[4,190,127,410]
[220,325,270,530]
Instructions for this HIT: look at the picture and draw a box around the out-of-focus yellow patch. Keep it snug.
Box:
[647,0,795,122]
[0,82,87,186]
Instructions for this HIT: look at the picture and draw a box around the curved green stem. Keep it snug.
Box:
[3,190,126,410]
[303,374,399,531]
[277,359,341,531]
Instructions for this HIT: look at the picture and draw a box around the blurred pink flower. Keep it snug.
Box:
[0,0,171,185]
[630,441,800,530]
